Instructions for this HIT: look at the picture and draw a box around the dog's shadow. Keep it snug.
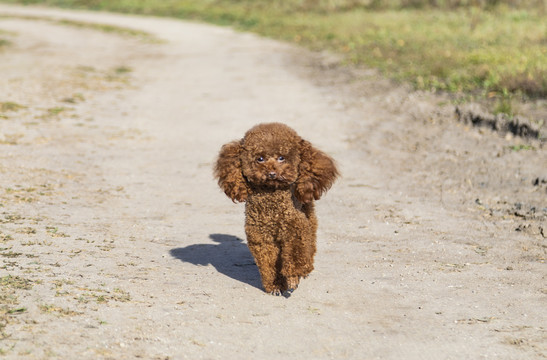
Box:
[169,234,262,290]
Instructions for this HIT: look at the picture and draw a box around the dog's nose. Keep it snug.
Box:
[268,171,277,179]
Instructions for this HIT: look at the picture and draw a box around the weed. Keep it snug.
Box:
[0,38,11,49]
[46,226,69,238]
[0,102,25,112]
[114,65,132,74]
[509,144,535,151]
[6,307,26,314]
[76,65,95,72]
[1,213,23,224]
[0,275,33,290]
[307,306,321,315]
[52,279,74,288]
[39,304,80,316]
[75,295,88,304]
[0,294,18,305]
[61,93,85,103]
[0,251,22,258]
[55,18,158,42]
[16,227,37,234]
[112,288,131,302]
[47,107,69,116]
[0,133,23,145]
[106,66,132,82]
[74,286,131,304]
[493,95,514,117]
[0,233,13,242]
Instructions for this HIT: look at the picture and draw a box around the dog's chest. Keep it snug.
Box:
[245,190,302,225]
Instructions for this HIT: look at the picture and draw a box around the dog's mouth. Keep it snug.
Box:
[243,170,296,189]
[259,173,293,187]
[264,176,287,185]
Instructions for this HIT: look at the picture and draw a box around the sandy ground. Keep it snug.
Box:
[0,4,545,359]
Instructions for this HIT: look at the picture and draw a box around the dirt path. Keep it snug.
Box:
[0,4,545,359]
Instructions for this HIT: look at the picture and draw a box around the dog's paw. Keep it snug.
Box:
[286,276,300,292]
[269,289,283,296]
[282,289,294,298]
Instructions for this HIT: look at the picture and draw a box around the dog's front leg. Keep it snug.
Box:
[245,226,284,295]
[279,216,317,293]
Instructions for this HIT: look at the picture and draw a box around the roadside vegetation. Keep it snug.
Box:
[1,0,546,114]
[0,29,12,49]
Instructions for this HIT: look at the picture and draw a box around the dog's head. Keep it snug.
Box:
[240,123,301,189]
[214,123,338,203]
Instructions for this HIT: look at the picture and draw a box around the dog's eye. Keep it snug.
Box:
[277,156,285,162]
[256,156,264,163]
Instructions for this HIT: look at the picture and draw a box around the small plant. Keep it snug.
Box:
[114,65,132,74]
[46,226,69,238]
[0,251,22,258]
[61,93,85,103]
[39,304,80,316]
[6,307,26,314]
[0,38,11,49]
[0,213,23,224]
[47,107,68,116]
[0,275,33,290]
[0,102,25,112]
[509,144,535,151]
[56,18,157,41]
[493,94,514,117]
[0,233,13,242]
[16,227,37,234]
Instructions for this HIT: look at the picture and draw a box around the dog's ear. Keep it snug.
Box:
[214,140,248,202]
[295,139,339,204]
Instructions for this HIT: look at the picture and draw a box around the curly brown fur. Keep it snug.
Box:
[214,123,338,296]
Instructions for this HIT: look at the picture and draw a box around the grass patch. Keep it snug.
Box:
[114,65,132,74]
[61,93,85,103]
[0,213,24,224]
[46,226,69,238]
[0,233,13,242]
[0,38,11,49]
[56,18,157,41]
[39,304,80,316]
[5,307,26,314]
[509,144,535,151]
[0,250,22,258]
[46,106,69,116]
[0,1,545,105]
[1,13,159,42]
[75,286,131,304]
[0,102,26,112]
[0,275,33,290]
[0,29,12,49]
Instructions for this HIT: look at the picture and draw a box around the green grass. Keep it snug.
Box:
[0,275,33,290]
[54,18,159,42]
[0,102,26,112]
[0,38,10,48]
[0,29,12,49]
[1,0,546,101]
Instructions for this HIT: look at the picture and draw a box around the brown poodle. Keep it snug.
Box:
[214,123,338,296]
